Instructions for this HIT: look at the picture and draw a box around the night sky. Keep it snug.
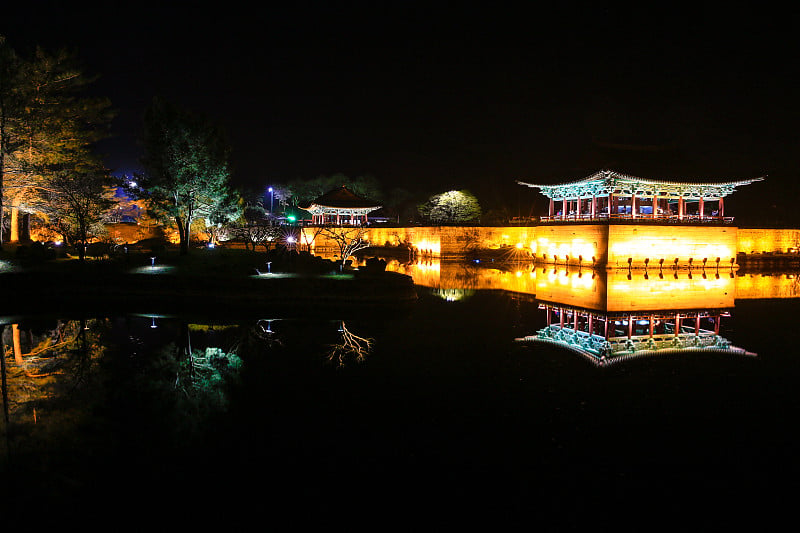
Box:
[4,3,800,220]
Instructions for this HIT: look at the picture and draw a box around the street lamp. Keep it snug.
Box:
[268,187,274,217]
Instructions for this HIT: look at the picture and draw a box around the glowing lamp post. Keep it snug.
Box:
[268,187,274,217]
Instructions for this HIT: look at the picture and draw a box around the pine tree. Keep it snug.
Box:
[138,97,234,255]
[0,40,113,243]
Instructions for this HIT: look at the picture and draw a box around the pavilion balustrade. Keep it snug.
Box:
[543,194,730,223]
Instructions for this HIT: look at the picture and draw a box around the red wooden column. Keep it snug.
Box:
[649,315,654,337]
[549,198,554,217]
[678,197,684,220]
[627,316,633,338]
[719,197,724,217]
[699,198,705,218]
[675,314,681,336]
[652,194,658,219]
[591,195,596,219]
[562,198,567,219]
[576,197,581,219]
[631,193,637,219]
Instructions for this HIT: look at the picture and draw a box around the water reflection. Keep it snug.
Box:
[516,304,755,366]
[375,257,794,365]
[327,320,374,367]
[2,260,800,516]
[499,265,754,365]
[379,257,800,302]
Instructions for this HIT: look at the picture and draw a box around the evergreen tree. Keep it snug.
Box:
[138,97,234,255]
[0,39,113,243]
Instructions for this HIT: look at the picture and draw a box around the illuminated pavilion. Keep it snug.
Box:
[299,186,382,225]
[515,170,765,269]
[517,169,763,223]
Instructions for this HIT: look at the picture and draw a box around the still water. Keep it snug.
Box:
[1,260,799,526]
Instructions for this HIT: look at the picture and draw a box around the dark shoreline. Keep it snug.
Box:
[0,269,418,318]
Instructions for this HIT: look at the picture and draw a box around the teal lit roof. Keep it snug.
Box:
[517,169,764,199]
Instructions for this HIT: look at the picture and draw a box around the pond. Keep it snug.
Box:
[1,260,798,527]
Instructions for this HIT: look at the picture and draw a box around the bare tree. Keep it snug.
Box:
[320,225,371,270]
[237,222,281,252]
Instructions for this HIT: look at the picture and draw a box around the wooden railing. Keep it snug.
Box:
[539,213,735,224]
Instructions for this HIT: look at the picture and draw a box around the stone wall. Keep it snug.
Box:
[606,225,737,269]
[304,224,799,268]
[304,226,536,259]
[736,229,800,255]
[531,224,608,267]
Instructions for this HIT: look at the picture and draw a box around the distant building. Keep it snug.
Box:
[299,185,382,225]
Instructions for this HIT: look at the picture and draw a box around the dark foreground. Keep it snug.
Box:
[0,288,798,529]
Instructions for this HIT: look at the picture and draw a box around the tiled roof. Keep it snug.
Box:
[302,186,381,209]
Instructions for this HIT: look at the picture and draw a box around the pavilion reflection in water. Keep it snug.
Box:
[515,267,756,366]
[378,258,762,365]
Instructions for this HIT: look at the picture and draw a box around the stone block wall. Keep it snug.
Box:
[606,225,737,269]
[531,224,608,267]
[736,229,800,254]
[304,224,800,269]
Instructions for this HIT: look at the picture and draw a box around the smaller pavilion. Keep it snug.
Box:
[299,186,382,225]
[517,169,763,223]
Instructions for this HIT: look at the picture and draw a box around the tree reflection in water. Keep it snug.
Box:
[327,320,373,367]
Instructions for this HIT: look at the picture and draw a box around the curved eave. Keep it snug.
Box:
[299,203,382,212]
[517,170,765,198]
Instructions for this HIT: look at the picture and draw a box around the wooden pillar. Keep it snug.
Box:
[719,197,724,218]
[678,197,684,220]
[649,315,654,337]
[652,194,658,219]
[699,198,705,218]
[628,316,633,338]
[591,195,596,219]
[576,197,582,219]
[675,314,681,337]
[549,198,554,217]
[631,193,637,219]
[559,308,564,329]
[588,315,594,336]
[574,310,579,331]
[695,316,700,336]
[562,198,567,219]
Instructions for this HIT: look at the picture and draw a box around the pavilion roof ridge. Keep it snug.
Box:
[517,169,765,190]
[299,184,382,210]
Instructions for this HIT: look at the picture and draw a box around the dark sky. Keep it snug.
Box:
[4,3,800,218]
